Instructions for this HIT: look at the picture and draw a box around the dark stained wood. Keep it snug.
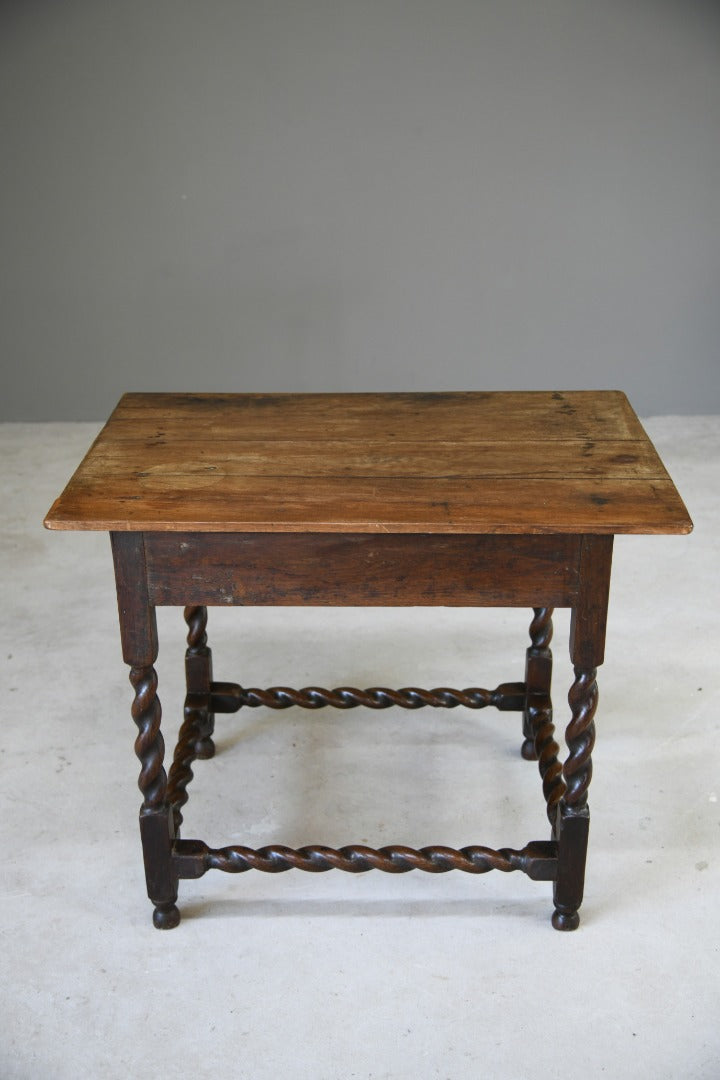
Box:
[522,607,554,761]
[144,532,581,608]
[552,807,590,931]
[137,788,179,930]
[44,391,693,535]
[110,532,157,666]
[183,606,215,760]
[569,535,614,668]
[171,838,559,881]
[553,536,610,932]
[206,680,527,712]
[552,665,599,931]
[112,532,180,928]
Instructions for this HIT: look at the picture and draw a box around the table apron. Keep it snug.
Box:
[143,532,582,608]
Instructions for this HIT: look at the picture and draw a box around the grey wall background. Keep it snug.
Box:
[1,0,719,420]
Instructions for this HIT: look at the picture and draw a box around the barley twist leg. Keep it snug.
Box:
[552,665,597,931]
[184,605,215,759]
[522,607,553,760]
[129,664,180,929]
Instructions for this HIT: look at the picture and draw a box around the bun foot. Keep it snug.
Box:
[153,902,181,930]
[521,737,538,761]
[194,736,216,759]
[552,907,580,931]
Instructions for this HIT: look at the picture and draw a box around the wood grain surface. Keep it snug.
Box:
[44,391,692,534]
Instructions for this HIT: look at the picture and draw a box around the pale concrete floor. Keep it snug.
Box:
[1,416,718,1080]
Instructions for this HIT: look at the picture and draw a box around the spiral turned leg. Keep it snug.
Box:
[552,666,597,931]
[129,664,180,929]
[522,607,553,760]
[184,605,215,759]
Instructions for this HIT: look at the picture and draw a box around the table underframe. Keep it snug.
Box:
[111,530,613,931]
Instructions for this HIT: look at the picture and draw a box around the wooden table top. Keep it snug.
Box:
[44,391,692,535]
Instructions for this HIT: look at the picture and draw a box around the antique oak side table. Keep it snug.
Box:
[44,391,691,930]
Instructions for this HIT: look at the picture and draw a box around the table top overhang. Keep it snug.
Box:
[44,391,692,535]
